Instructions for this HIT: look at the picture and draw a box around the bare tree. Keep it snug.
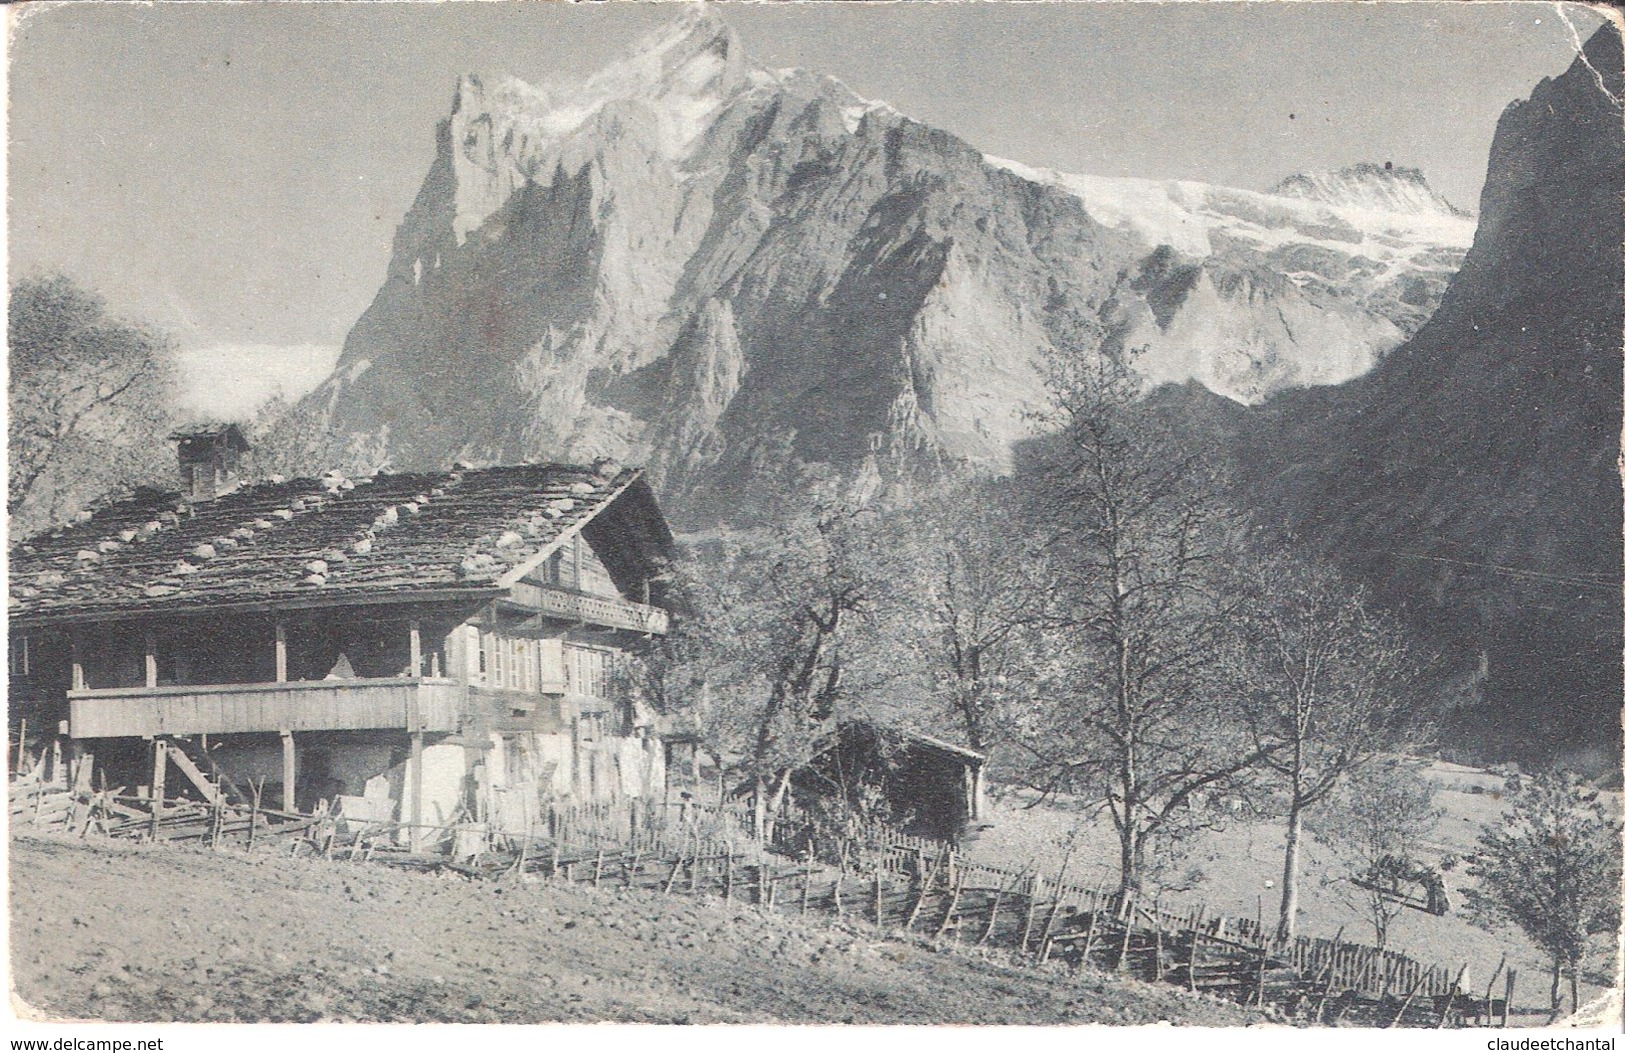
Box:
[8,276,178,534]
[1011,349,1268,895]
[1234,554,1426,940]
[1310,759,1441,949]
[1467,771,1622,1021]
[877,474,1048,752]
[645,477,884,837]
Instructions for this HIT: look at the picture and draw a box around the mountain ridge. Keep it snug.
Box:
[272,9,1475,516]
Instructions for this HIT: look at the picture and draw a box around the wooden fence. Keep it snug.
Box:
[10,754,1515,1028]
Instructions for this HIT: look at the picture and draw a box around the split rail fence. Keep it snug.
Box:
[12,748,1515,1028]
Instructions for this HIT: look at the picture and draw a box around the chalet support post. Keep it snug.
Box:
[275,619,288,683]
[409,619,422,677]
[280,730,297,813]
[143,628,157,688]
[409,728,425,852]
[70,631,85,692]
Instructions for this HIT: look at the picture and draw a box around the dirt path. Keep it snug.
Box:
[9,833,1262,1025]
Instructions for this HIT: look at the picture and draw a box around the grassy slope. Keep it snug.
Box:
[963,763,1619,1009]
[8,833,1261,1026]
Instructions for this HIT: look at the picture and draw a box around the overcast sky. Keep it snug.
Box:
[7,0,1609,416]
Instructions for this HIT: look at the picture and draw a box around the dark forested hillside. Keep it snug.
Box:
[1229,26,1624,772]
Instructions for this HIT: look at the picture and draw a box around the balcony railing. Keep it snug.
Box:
[67,677,465,739]
[509,582,669,634]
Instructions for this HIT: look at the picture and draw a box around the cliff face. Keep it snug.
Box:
[282,10,1471,525]
[1239,26,1625,769]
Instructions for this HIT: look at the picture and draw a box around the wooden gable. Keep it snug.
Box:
[525,533,622,600]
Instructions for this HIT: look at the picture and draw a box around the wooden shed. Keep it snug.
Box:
[795,719,987,844]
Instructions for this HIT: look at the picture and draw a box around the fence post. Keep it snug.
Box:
[1482,954,1508,1026]
[1079,911,1098,970]
[905,851,945,931]
[1390,967,1431,1027]
[1151,908,1164,982]
[936,868,966,940]
[980,879,1006,946]
[150,740,167,842]
[246,778,262,855]
[1311,927,1346,1022]
[1436,962,1470,1028]
[1020,872,1042,955]
[1116,892,1135,974]
[1038,845,1076,955]
[1185,906,1204,991]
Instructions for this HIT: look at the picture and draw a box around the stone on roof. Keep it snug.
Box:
[10,463,659,623]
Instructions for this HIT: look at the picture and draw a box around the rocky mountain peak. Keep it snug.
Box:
[1270,162,1470,218]
[283,7,1486,523]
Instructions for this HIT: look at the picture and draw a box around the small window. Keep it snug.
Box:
[564,644,613,698]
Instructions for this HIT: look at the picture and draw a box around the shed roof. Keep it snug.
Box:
[837,719,987,767]
[9,463,671,625]
[168,422,250,451]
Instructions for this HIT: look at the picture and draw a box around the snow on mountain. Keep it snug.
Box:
[1271,162,1471,218]
[986,156,1474,399]
[277,9,1476,521]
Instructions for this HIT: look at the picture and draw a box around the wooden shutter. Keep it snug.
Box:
[538,638,567,694]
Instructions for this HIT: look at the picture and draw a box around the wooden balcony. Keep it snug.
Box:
[67,677,465,739]
[509,582,669,634]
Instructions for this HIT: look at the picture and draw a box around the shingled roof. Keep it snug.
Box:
[9,463,668,625]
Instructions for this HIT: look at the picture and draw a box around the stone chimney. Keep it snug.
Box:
[171,423,250,501]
